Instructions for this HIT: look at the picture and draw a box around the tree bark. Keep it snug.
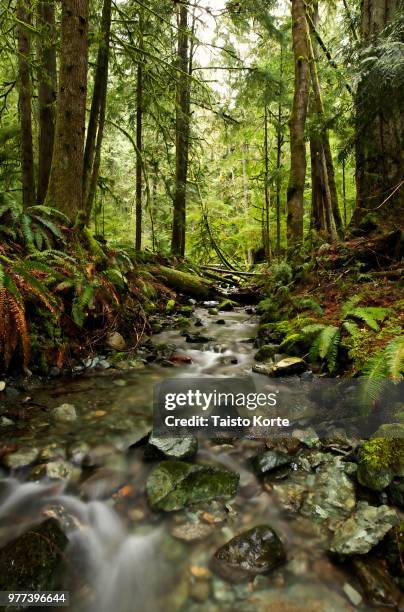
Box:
[17,0,35,206]
[287,0,310,248]
[46,0,89,220]
[135,20,143,252]
[83,0,112,221]
[263,106,271,260]
[306,3,343,237]
[171,2,191,257]
[275,37,284,255]
[354,0,402,229]
[37,0,57,204]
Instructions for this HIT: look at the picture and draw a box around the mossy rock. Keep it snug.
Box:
[0,519,68,591]
[254,344,278,362]
[357,436,404,491]
[146,460,239,512]
[218,299,237,312]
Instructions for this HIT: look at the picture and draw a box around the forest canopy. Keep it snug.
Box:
[0,0,402,263]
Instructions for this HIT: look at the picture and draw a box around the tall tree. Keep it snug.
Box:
[46,0,89,220]
[82,0,112,221]
[16,0,35,206]
[135,12,144,252]
[354,0,402,228]
[37,0,57,204]
[171,1,191,257]
[287,0,310,247]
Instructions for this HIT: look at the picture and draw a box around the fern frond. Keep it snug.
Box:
[302,323,326,336]
[342,320,360,336]
[384,336,404,380]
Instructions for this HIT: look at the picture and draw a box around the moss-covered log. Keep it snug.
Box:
[150,265,212,299]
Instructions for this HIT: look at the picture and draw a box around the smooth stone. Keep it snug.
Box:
[171,522,215,542]
[51,403,77,423]
[330,501,398,555]
[0,416,13,427]
[253,357,307,377]
[212,525,286,583]
[215,319,226,325]
[185,333,214,343]
[0,382,5,391]
[342,583,362,606]
[68,441,90,466]
[145,434,198,460]
[31,460,80,482]
[3,448,39,469]
[252,450,292,476]
[357,462,394,491]
[146,460,239,512]
[106,331,126,351]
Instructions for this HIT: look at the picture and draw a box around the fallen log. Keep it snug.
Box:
[201,265,264,277]
[150,265,213,299]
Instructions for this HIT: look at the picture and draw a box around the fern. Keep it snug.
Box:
[358,337,404,412]
[384,336,404,380]
[347,306,390,331]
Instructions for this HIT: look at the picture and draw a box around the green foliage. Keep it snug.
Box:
[292,296,323,315]
[358,337,403,411]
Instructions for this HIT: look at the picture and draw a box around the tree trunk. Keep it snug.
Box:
[287,0,310,248]
[37,0,57,204]
[171,2,191,257]
[82,0,112,221]
[135,29,143,252]
[310,136,326,232]
[276,37,284,255]
[263,106,271,260]
[354,0,402,229]
[46,0,89,220]
[306,2,343,237]
[17,0,35,207]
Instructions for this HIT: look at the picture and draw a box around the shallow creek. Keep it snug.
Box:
[0,307,373,611]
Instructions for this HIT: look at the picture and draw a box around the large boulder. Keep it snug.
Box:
[253,357,307,377]
[146,460,239,512]
[212,525,286,583]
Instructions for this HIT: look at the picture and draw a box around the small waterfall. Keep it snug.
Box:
[0,478,161,612]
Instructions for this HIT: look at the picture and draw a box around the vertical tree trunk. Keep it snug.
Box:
[306,2,343,237]
[17,0,35,206]
[37,0,57,204]
[310,136,326,232]
[264,106,271,260]
[287,0,310,248]
[275,37,284,255]
[354,0,402,229]
[171,1,191,257]
[83,0,112,220]
[135,15,143,252]
[46,0,89,220]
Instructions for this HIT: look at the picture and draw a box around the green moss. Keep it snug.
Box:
[360,437,404,472]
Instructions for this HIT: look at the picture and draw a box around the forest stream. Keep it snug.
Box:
[0,303,400,612]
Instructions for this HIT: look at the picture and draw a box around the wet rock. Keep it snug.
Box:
[0,381,5,391]
[106,331,126,351]
[171,522,215,542]
[352,557,402,608]
[218,355,238,365]
[252,451,292,476]
[49,367,61,377]
[273,480,306,512]
[203,301,218,308]
[3,447,39,469]
[254,344,277,362]
[265,436,301,455]
[357,462,394,491]
[38,445,66,462]
[31,460,80,482]
[0,518,68,591]
[292,427,320,448]
[0,416,13,427]
[51,403,77,423]
[253,357,307,377]
[68,441,90,466]
[146,460,239,512]
[301,459,356,521]
[194,319,203,327]
[169,353,193,364]
[330,501,398,555]
[256,325,283,347]
[212,525,286,583]
[215,319,226,325]
[387,478,404,508]
[145,434,198,460]
[218,299,237,312]
[342,583,362,606]
[300,370,314,382]
[185,333,214,343]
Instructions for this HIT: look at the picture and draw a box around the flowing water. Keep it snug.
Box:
[0,307,370,611]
